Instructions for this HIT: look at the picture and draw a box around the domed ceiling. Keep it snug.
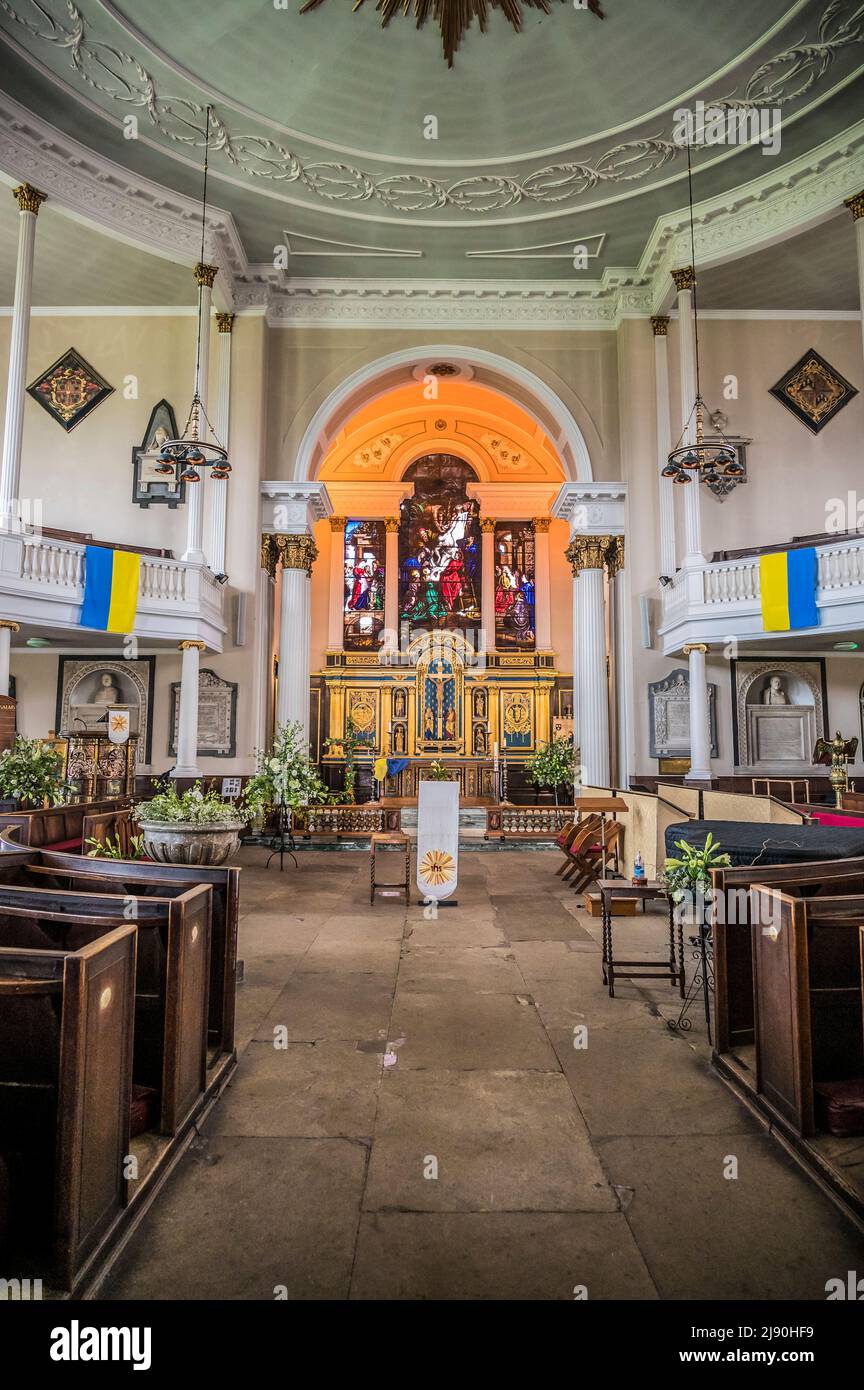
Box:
[0,0,862,293]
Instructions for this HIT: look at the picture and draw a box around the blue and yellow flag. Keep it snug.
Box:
[759,547,818,631]
[80,545,141,633]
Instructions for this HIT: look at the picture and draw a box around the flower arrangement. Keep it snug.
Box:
[135,782,246,827]
[423,760,454,782]
[243,721,328,816]
[524,736,576,805]
[664,833,730,918]
[0,735,74,808]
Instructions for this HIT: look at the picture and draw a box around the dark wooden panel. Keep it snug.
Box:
[751,890,814,1136]
[160,886,211,1134]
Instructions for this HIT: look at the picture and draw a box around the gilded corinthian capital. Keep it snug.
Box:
[671,266,696,293]
[275,533,318,575]
[13,183,46,215]
[844,190,864,220]
[193,262,218,289]
[565,535,612,576]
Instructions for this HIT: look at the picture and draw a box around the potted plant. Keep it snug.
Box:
[243,722,328,833]
[0,735,74,809]
[134,782,247,866]
[422,760,455,781]
[664,833,731,925]
[524,736,576,806]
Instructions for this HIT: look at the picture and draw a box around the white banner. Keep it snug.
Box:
[416,780,460,901]
[107,707,131,744]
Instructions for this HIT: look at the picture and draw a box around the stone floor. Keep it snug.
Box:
[101,848,864,1301]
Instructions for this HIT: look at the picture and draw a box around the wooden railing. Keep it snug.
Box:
[291,804,391,838]
[485,804,575,840]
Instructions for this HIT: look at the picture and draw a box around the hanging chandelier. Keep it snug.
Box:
[662,143,744,489]
[300,0,603,68]
[153,106,231,485]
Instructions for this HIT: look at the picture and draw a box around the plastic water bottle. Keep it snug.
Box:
[633,851,645,883]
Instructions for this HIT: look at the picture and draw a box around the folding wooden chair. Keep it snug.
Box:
[569,819,624,893]
[557,816,603,882]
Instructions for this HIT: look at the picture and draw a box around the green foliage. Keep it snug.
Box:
[323,717,363,801]
[524,736,576,791]
[664,833,731,904]
[136,781,245,827]
[243,722,328,814]
[423,760,455,782]
[86,832,146,860]
[0,735,74,807]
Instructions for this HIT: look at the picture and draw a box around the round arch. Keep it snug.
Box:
[293,345,594,484]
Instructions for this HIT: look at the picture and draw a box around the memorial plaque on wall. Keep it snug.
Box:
[648,668,718,761]
[169,669,237,758]
[0,695,16,752]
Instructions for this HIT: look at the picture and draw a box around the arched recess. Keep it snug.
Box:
[293,345,594,484]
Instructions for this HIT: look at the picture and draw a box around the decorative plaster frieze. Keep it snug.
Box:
[260,481,332,534]
[551,482,627,535]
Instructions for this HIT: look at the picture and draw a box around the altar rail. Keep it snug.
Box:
[292,804,392,838]
[0,531,226,649]
[485,805,575,840]
[658,534,864,652]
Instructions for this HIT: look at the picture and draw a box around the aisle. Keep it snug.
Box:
[101,849,864,1301]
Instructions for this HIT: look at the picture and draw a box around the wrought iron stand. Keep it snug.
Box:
[668,920,714,1045]
[265,799,298,872]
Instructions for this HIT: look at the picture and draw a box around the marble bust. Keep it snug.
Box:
[762,675,788,706]
[93,671,120,705]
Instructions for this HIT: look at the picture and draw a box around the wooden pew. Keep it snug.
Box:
[23,851,239,1068]
[82,806,133,857]
[749,887,864,1139]
[710,857,864,1057]
[0,921,137,1291]
[0,798,129,853]
[0,880,212,1137]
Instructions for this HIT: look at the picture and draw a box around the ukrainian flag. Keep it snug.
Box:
[759,547,818,631]
[80,545,141,633]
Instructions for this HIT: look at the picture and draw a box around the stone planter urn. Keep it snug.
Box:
[136,819,246,866]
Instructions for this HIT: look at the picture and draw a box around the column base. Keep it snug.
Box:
[171,764,202,780]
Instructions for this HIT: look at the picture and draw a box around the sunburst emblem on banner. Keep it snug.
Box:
[419,849,456,886]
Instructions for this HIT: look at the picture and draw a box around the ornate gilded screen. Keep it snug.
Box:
[494,522,536,650]
[399,455,481,635]
[343,519,386,650]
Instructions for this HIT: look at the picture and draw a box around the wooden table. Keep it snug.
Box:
[370,831,411,905]
[597,879,684,1000]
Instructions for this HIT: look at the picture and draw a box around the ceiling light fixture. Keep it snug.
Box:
[155,105,231,485]
[300,0,603,68]
[663,142,744,489]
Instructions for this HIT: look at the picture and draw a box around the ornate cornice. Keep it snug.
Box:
[275,533,319,575]
[845,189,864,220]
[651,315,670,336]
[12,182,45,215]
[671,266,696,293]
[194,262,218,289]
[215,311,235,333]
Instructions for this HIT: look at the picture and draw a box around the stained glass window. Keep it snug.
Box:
[494,522,536,650]
[343,519,386,650]
[398,455,481,635]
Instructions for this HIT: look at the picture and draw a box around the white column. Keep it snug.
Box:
[683,642,712,784]
[673,267,704,567]
[172,640,204,778]
[609,540,634,789]
[652,316,676,578]
[206,310,233,575]
[846,191,864,363]
[481,518,496,653]
[183,263,217,565]
[273,534,317,743]
[568,536,610,787]
[0,185,46,531]
[328,516,346,649]
[0,621,18,698]
[533,518,552,649]
[384,517,399,652]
